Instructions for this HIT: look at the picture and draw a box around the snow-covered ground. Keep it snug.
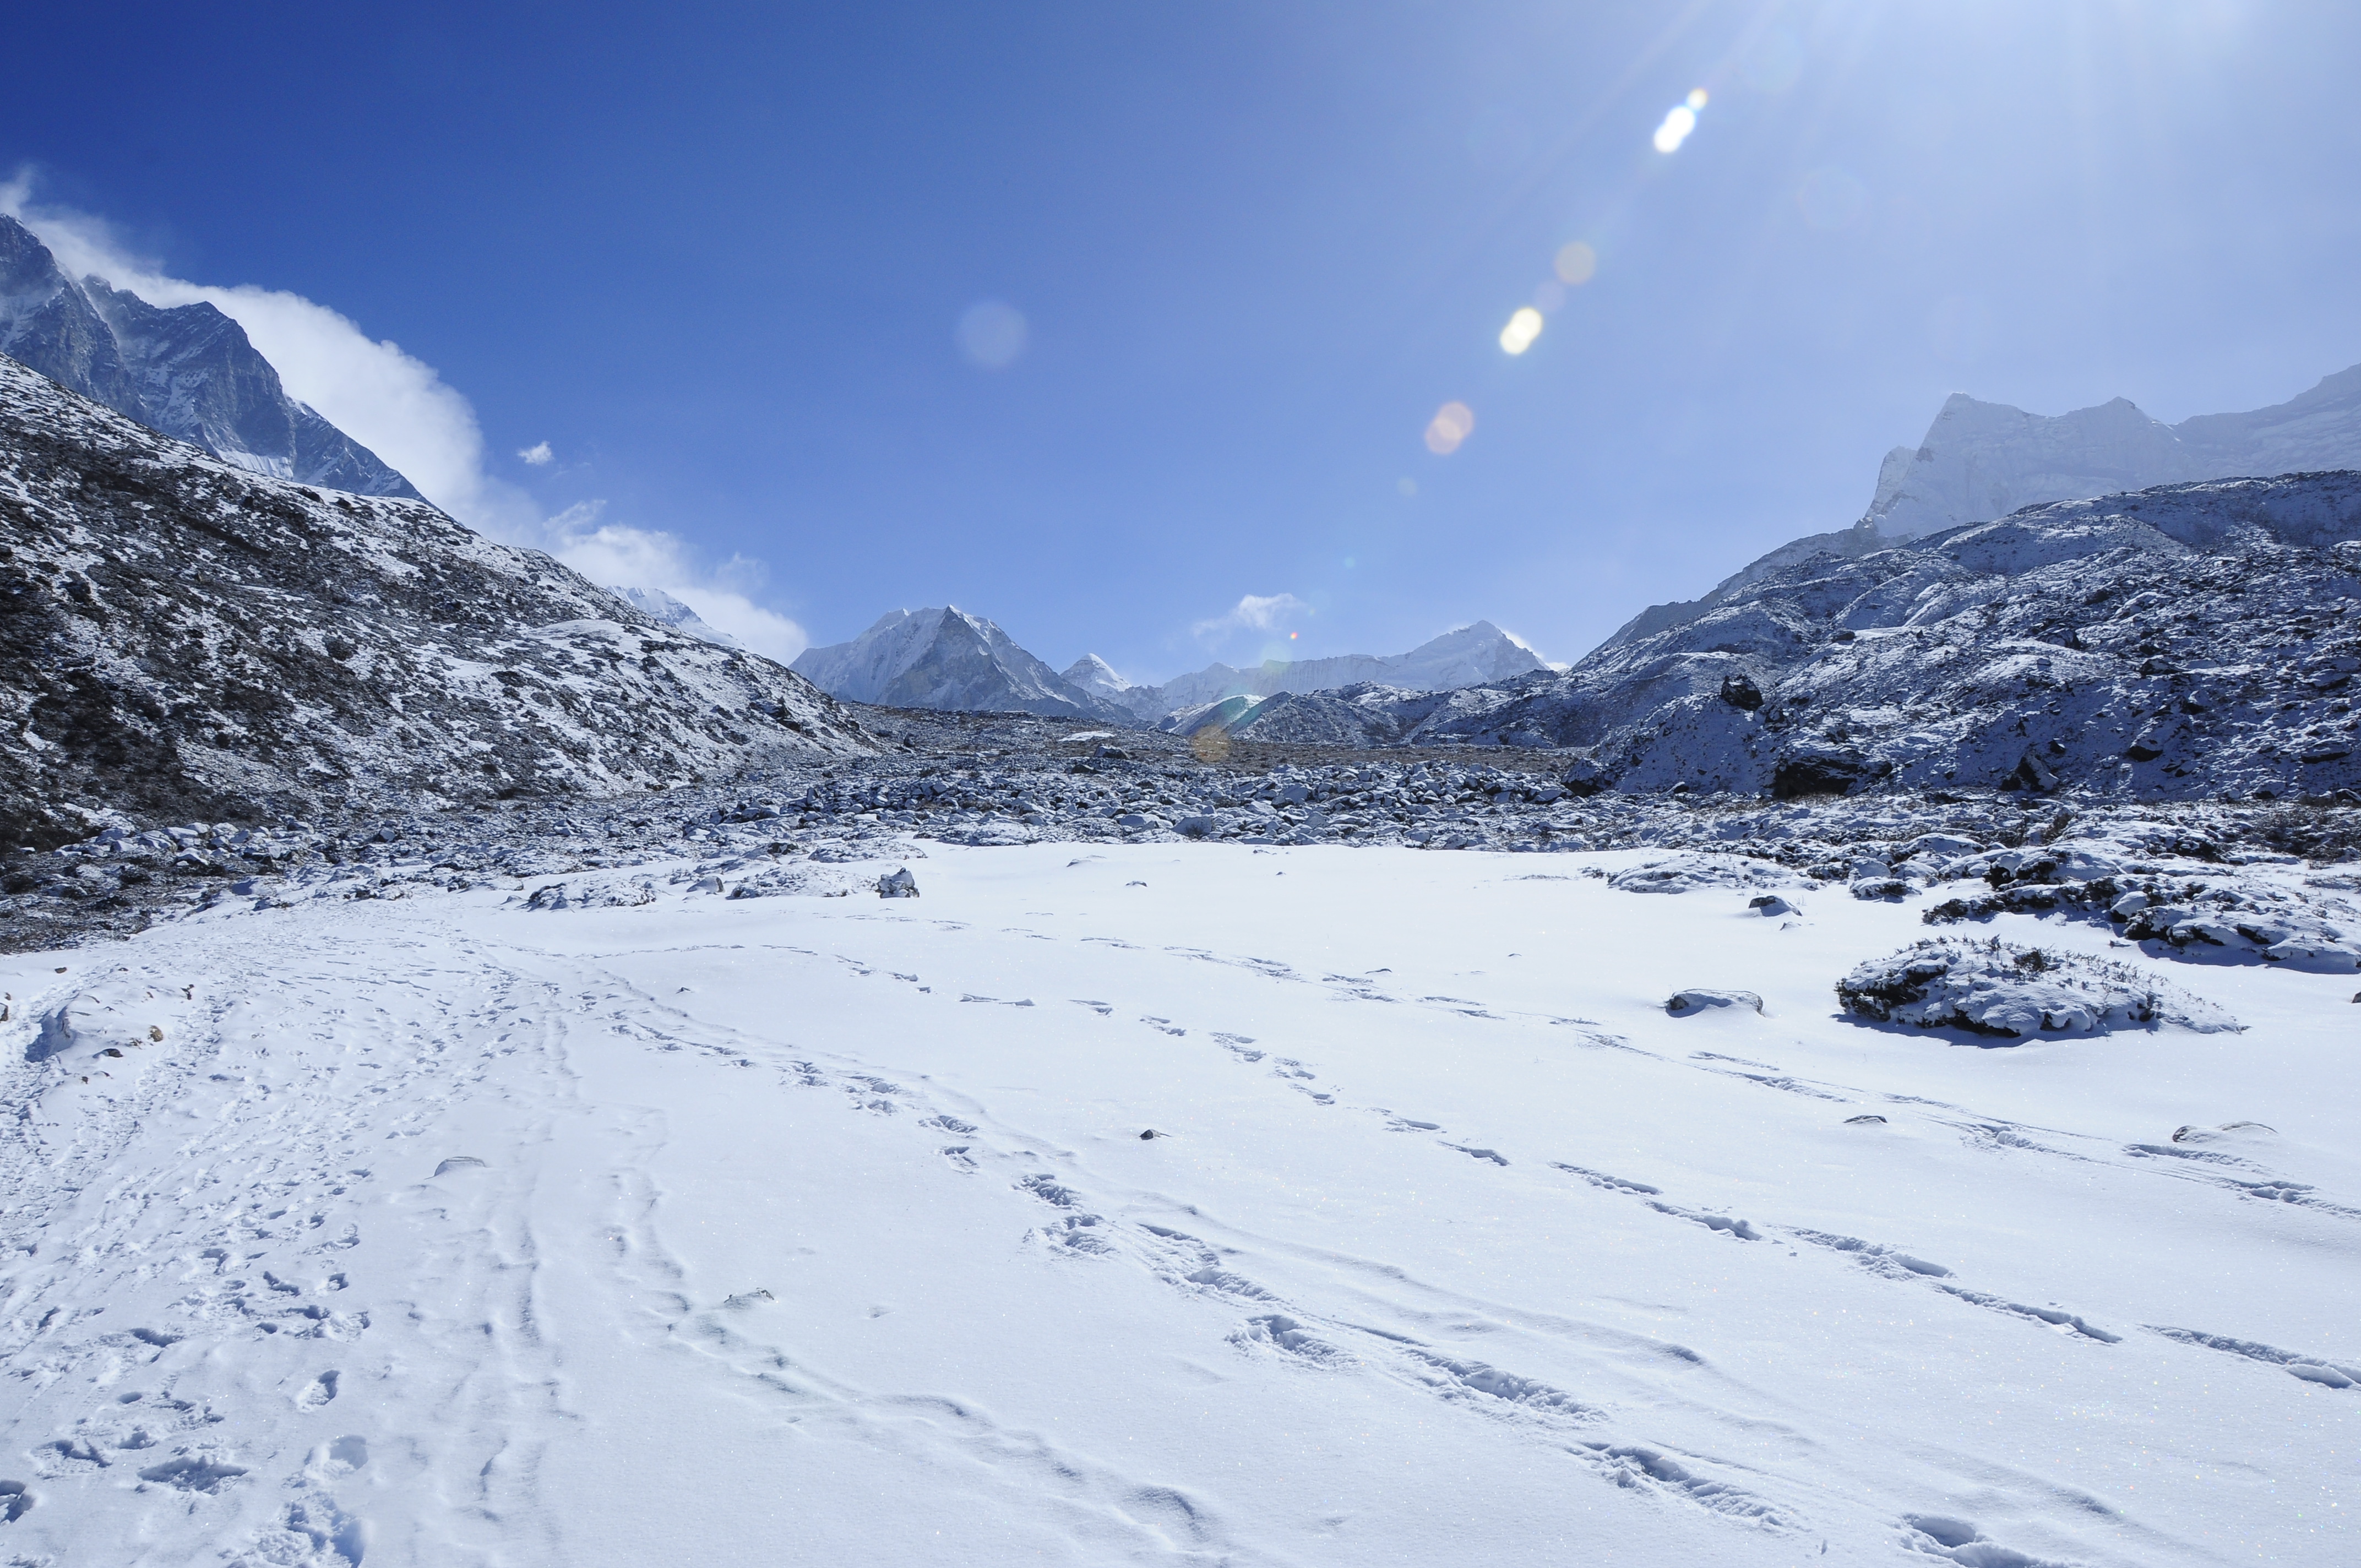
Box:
[1,840,2352,1566]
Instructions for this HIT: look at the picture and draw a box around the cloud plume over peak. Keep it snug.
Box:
[1,173,807,663]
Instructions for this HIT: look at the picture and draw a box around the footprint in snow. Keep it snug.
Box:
[432,1156,487,1177]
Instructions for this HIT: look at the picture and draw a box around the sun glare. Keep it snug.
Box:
[1652,89,1707,154]
[1498,307,1544,356]
[1424,401,1475,454]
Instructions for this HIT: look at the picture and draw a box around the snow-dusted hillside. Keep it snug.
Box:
[0,216,417,499]
[0,354,873,848]
[792,607,1134,723]
[1193,473,2361,801]
[0,815,2351,1565]
[1612,364,2361,661]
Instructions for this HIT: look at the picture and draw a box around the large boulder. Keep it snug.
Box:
[1835,939,2237,1039]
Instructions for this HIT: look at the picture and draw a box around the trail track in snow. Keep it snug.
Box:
[0,841,2351,1566]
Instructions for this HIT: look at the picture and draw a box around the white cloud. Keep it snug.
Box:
[1,173,809,666]
[542,505,809,663]
[1191,592,1309,639]
[2,173,540,537]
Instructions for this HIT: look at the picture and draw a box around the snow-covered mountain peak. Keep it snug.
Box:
[1062,652,1133,698]
[1864,366,2361,540]
[0,214,417,500]
[1125,620,1554,720]
[610,586,740,647]
[791,606,1133,723]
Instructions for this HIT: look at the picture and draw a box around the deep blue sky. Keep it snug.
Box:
[9,1,2361,677]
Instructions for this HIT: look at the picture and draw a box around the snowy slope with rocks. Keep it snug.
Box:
[0,354,873,851]
[1187,472,2361,802]
[1607,363,2361,660]
[792,607,1135,723]
[0,216,417,499]
[0,775,2352,1566]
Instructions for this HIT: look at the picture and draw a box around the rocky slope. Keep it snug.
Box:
[1184,472,2361,802]
[0,353,873,850]
[1610,363,2361,658]
[0,215,417,498]
[792,606,1134,723]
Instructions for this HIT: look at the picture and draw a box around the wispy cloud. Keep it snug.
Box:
[1192,592,1309,640]
[542,505,808,662]
[1,172,808,662]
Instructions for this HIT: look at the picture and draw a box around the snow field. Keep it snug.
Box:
[0,842,2353,1565]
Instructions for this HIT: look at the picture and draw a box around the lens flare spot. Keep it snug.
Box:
[1397,477,1418,497]
[1552,242,1597,286]
[1424,401,1475,455]
[1685,88,1709,112]
[955,301,1028,369]
[1189,726,1233,765]
[1498,307,1544,356]
[1652,101,1700,154]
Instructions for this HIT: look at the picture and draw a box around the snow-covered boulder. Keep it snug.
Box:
[1666,989,1764,1015]
[1609,854,1789,895]
[1835,939,2238,1038]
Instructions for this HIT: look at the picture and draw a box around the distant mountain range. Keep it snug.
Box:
[788,608,1553,726]
[0,214,418,499]
[1067,620,1554,721]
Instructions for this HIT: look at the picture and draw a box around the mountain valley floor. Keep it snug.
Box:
[0,763,2355,1565]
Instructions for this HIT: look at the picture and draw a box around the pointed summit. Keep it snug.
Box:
[1061,654,1132,699]
[791,607,1136,723]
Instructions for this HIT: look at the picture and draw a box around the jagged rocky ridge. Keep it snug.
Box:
[1597,364,2361,660]
[1182,473,2361,802]
[0,353,873,850]
[1865,365,2361,540]
[0,215,418,498]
